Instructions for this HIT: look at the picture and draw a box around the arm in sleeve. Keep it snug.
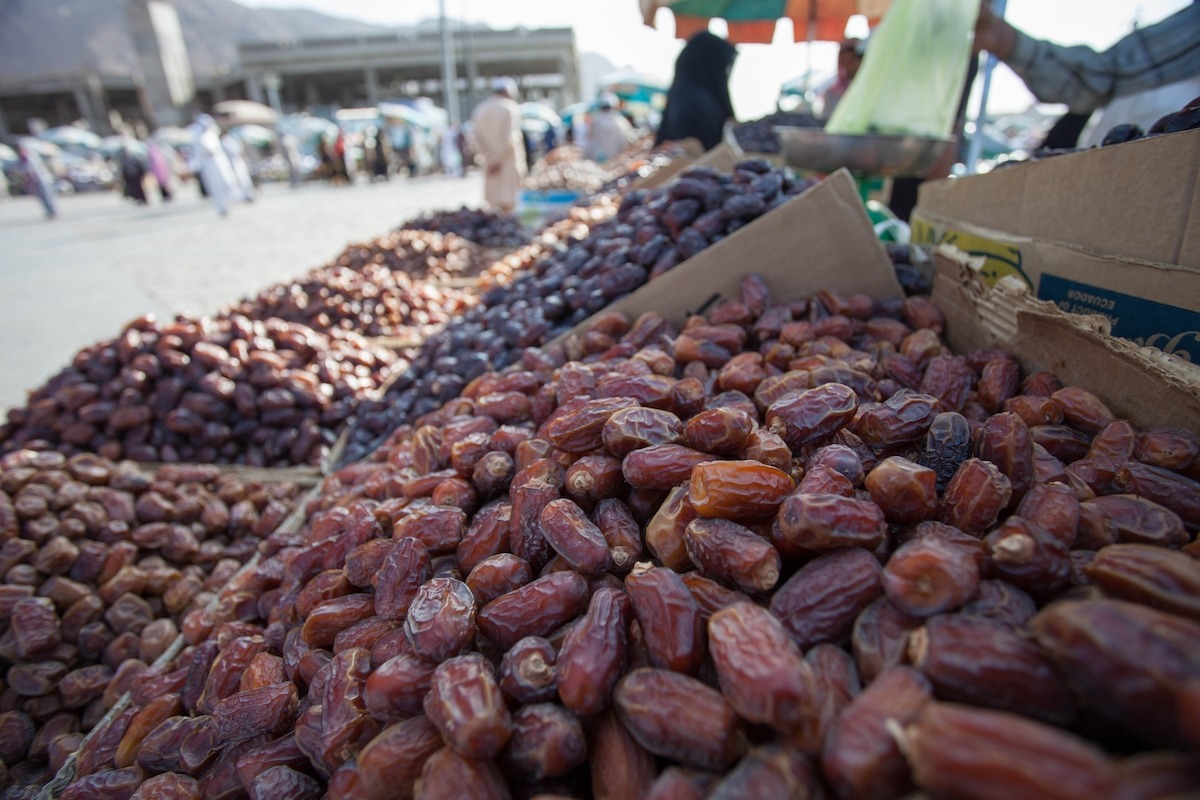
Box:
[1005,3,1200,114]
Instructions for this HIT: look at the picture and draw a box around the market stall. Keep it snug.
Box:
[2,79,1200,800]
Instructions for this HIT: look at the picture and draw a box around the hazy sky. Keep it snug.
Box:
[242,0,1193,118]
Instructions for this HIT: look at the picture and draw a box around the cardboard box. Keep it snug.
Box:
[692,142,739,173]
[933,245,1200,433]
[911,129,1200,362]
[553,169,902,348]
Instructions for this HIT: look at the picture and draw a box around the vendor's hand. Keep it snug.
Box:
[973,2,1017,60]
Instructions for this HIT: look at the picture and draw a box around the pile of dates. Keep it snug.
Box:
[54,275,1200,799]
[732,111,822,154]
[329,229,493,283]
[341,161,814,465]
[0,451,302,796]
[477,199,619,293]
[0,315,399,467]
[525,141,689,197]
[400,208,534,251]
[223,261,478,341]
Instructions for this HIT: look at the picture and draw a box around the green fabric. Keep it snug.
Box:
[663,0,788,22]
[825,0,979,137]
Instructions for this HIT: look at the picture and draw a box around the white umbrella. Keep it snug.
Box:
[232,124,277,147]
[152,126,194,148]
[41,126,105,151]
[212,100,279,127]
[378,102,432,129]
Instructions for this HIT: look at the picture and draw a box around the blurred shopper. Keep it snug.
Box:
[18,144,57,219]
[281,133,303,188]
[441,124,464,177]
[331,130,351,184]
[974,2,1200,129]
[821,38,865,119]
[471,77,525,212]
[119,142,149,205]
[189,114,237,216]
[221,131,256,202]
[369,127,392,181]
[656,31,738,151]
[145,139,173,201]
[585,93,636,162]
[543,124,559,154]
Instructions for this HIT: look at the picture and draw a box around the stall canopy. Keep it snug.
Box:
[378,102,433,130]
[40,126,105,152]
[598,69,669,109]
[640,0,888,44]
[212,100,279,127]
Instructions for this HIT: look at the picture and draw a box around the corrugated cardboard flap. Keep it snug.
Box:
[917,129,1200,268]
[552,169,902,349]
[934,244,1200,432]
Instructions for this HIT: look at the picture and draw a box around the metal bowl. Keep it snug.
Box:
[774,127,954,177]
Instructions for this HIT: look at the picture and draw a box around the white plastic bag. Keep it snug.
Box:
[826,0,980,138]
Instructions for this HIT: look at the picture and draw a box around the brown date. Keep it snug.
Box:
[770,548,882,650]
[404,577,476,663]
[622,443,713,491]
[883,534,979,617]
[614,668,745,771]
[557,586,631,717]
[538,497,613,576]
[624,563,705,674]
[688,459,795,520]
[502,702,587,782]
[938,458,1012,536]
[423,653,511,759]
[773,493,887,557]
[906,702,1118,799]
[375,536,433,622]
[766,383,858,449]
[821,666,931,800]
[643,484,697,571]
[499,636,558,706]
[909,614,1074,725]
[354,715,442,800]
[1084,543,1200,620]
[708,602,816,734]
[855,392,940,448]
[682,517,781,593]
[414,746,511,800]
[1051,386,1115,433]
[1031,598,1200,747]
[476,570,589,649]
[601,406,684,457]
[864,456,938,524]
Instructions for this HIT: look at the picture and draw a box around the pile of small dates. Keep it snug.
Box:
[340,161,814,465]
[54,275,1200,799]
[523,140,685,197]
[223,261,478,341]
[0,452,302,796]
[399,209,534,251]
[0,315,399,467]
[331,230,493,283]
[732,111,822,154]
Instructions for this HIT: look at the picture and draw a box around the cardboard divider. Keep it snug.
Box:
[933,245,1200,433]
[552,169,902,349]
[132,461,324,487]
[913,129,1200,362]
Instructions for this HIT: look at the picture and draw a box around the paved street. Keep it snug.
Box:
[0,174,482,414]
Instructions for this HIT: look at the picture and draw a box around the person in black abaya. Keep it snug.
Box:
[655,31,738,151]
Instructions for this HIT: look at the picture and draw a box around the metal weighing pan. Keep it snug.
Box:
[774,127,954,177]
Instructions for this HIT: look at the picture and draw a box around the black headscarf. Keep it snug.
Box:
[655,31,737,151]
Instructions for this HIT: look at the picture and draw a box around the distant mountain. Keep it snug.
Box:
[0,0,388,80]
